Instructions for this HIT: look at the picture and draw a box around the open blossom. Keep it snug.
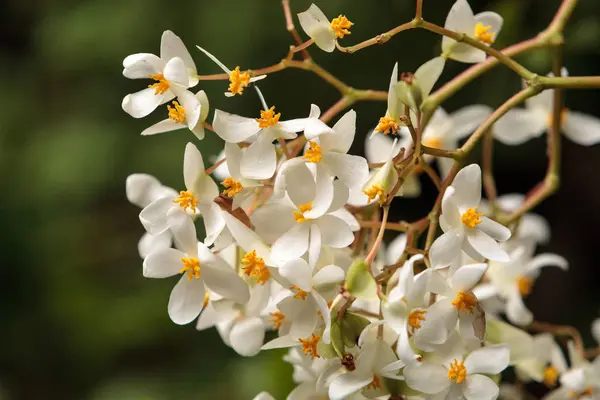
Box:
[142,211,249,325]
[544,342,600,400]
[373,63,405,136]
[218,143,263,210]
[430,164,511,266]
[494,70,600,146]
[122,30,198,118]
[513,333,568,388]
[297,4,353,53]
[442,0,503,63]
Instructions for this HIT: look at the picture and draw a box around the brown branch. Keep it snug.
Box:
[282,0,311,59]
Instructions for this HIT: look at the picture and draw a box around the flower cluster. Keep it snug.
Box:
[123,1,600,399]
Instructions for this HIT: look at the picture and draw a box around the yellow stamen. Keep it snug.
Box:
[228,66,251,96]
[543,365,559,388]
[270,311,285,331]
[180,257,201,280]
[299,334,320,359]
[447,359,467,383]
[167,101,185,123]
[290,285,308,300]
[408,309,427,333]
[221,177,243,197]
[375,116,400,135]
[148,73,170,95]
[422,136,442,149]
[452,291,478,313]
[461,207,483,228]
[330,15,353,39]
[366,375,382,390]
[202,293,210,309]
[363,184,385,204]
[241,250,270,285]
[547,108,569,129]
[569,387,595,399]
[293,202,313,223]
[256,106,281,128]
[303,141,322,163]
[173,190,198,212]
[517,275,534,297]
[474,23,495,44]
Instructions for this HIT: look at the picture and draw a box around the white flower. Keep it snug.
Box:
[442,0,504,63]
[141,90,209,140]
[139,143,225,246]
[430,164,511,266]
[142,211,249,325]
[122,30,198,118]
[283,347,342,400]
[404,344,510,400]
[544,352,600,400]
[361,138,402,205]
[297,4,354,53]
[494,70,600,146]
[252,392,275,400]
[394,57,446,111]
[372,63,406,136]
[477,240,567,326]
[514,333,568,388]
[218,143,264,210]
[196,46,266,97]
[126,173,177,258]
[212,105,309,180]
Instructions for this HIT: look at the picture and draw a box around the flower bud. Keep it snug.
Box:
[344,258,379,300]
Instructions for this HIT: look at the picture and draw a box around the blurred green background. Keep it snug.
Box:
[1,0,599,398]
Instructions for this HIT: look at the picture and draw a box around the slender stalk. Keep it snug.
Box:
[415,0,423,21]
[365,206,390,265]
[281,0,311,59]
[482,129,497,202]
[336,21,416,54]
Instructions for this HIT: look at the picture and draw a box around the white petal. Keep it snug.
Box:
[308,224,322,269]
[122,88,165,118]
[160,30,196,74]
[123,53,164,79]
[203,263,250,305]
[506,291,533,326]
[240,133,277,180]
[323,153,369,189]
[365,131,398,163]
[466,229,510,262]
[168,275,205,325]
[562,111,600,146]
[223,142,242,178]
[321,109,357,154]
[297,4,335,53]
[278,117,308,134]
[447,44,486,64]
[475,11,504,39]
[142,119,184,136]
[592,318,600,345]
[229,317,265,357]
[414,299,456,349]
[212,109,261,143]
[163,57,189,87]
[430,230,463,269]
[304,104,334,139]
[261,334,300,350]
[126,173,164,208]
[326,179,350,213]
[177,89,201,128]
[195,45,232,74]
[183,142,205,190]
[271,223,311,263]
[444,0,476,34]
[525,253,568,277]
[138,231,172,258]
[404,362,451,394]
[139,196,175,235]
[279,258,313,292]
[317,215,354,248]
[222,212,271,261]
[252,392,276,400]
[464,344,510,374]
[463,374,500,400]
[197,202,225,247]
[452,164,482,209]
[450,105,493,140]
[328,371,372,400]
[251,203,296,244]
[494,109,546,145]
[286,163,317,207]
[305,165,334,219]
[415,56,446,98]
[143,248,186,278]
[441,186,462,228]
[167,208,198,255]
[386,233,407,264]
[329,208,360,231]
[313,265,345,289]
[478,217,511,242]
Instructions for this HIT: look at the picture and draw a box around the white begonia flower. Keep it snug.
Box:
[283,347,344,400]
[251,170,356,267]
[141,89,209,140]
[361,138,402,205]
[297,4,354,53]
[122,30,198,118]
[195,46,266,97]
[218,143,264,210]
[494,71,600,146]
[544,351,600,400]
[328,339,401,400]
[373,63,405,137]
[477,241,568,326]
[514,333,568,388]
[142,211,249,325]
[126,174,178,258]
[430,164,512,266]
[139,143,225,246]
[404,344,510,399]
[212,100,310,180]
[394,56,446,112]
[442,0,504,64]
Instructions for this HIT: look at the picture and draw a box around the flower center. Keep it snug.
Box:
[363,184,385,204]
[180,257,201,280]
[293,202,313,223]
[256,106,281,128]
[543,365,559,388]
[461,207,483,228]
[167,101,185,123]
[303,141,322,163]
[375,116,400,135]
[423,136,442,149]
[270,311,285,331]
[448,359,467,383]
[173,190,198,212]
[569,387,595,399]
[330,15,353,38]
[517,275,534,297]
[299,334,320,359]
[452,291,478,313]
[228,66,251,96]
[474,23,495,44]
[408,309,427,333]
[221,177,244,197]
[547,107,569,129]
[290,285,308,300]
[241,250,270,285]
[148,73,170,95]
[367,375,382,390]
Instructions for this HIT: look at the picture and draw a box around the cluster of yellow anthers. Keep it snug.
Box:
[221,177,243,197]
[228,66,251,96]
[241,250,270,285]
[256,106,281,128]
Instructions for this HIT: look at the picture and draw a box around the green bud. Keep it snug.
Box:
[342,312,371,347]
[329,319,345,358]
[345,258,379,301]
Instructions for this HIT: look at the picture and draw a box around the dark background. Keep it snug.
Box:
[1,0,599,398]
